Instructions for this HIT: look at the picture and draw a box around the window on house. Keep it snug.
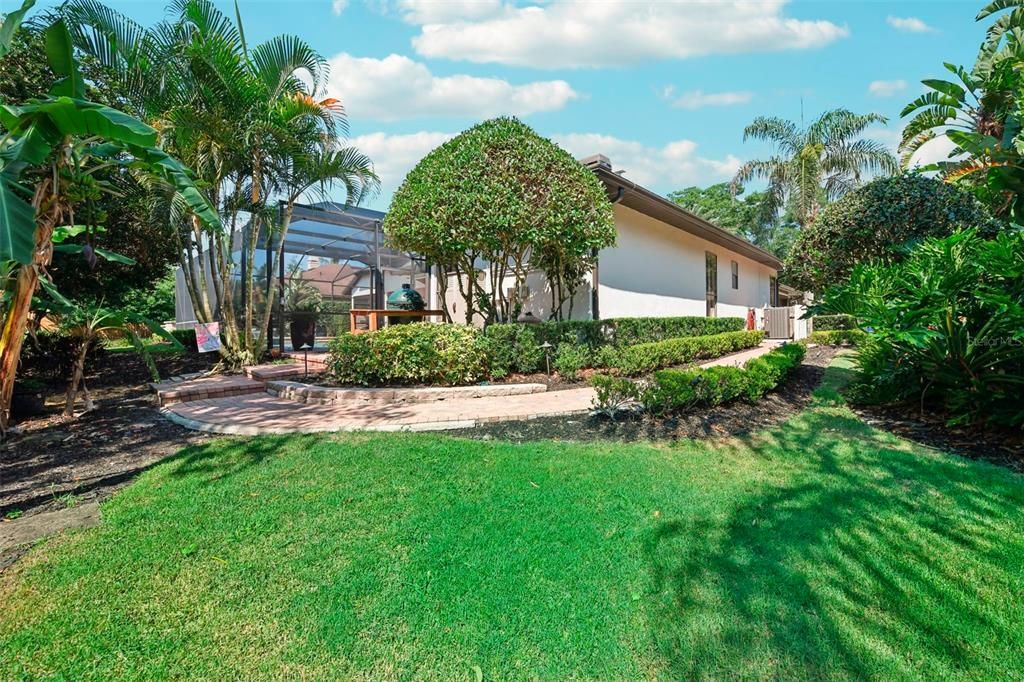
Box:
[731,261,739,290]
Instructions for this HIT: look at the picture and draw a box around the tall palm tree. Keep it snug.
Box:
[62,0,378,366]
[732,109,898,227]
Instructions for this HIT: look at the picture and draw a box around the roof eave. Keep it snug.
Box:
[587,164,783,270]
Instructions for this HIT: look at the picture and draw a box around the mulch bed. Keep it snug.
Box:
[0,352,218,519]
[850,404,1024,473]
[448,346,840,444]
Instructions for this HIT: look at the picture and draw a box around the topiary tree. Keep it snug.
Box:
[385,117,616,324]
[784,174,999,291]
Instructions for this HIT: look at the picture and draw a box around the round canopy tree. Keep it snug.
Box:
[385,117,616,323]
[784,174,998,291]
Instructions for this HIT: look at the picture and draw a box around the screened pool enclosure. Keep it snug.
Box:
[173,201,433,351]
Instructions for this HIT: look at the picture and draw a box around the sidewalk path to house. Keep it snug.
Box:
[162,342,783,435]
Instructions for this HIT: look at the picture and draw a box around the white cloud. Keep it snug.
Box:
[409,0,848,68]
[350,131,455,207]
[396,0,503,24]
[886,16,935,33]
[551,133,742,190]
[907,133,960,170]
[868,79,907,97]
[864,126,902,153]
[667,88,754,110]
[331,0,348,16]
[326,53,578,121]
[349,129,742,210]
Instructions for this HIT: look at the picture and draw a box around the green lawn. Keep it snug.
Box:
[3,359,1024,679]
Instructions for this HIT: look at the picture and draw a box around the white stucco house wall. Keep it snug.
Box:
[442,154,783,327]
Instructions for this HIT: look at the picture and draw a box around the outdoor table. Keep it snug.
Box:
[349,309,446,333]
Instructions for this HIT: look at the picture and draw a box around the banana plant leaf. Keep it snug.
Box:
[0,0,35,59]
[128,145,221,230]
[45,20,87,99]
[15,98,157,148]
[52,243,136,265]
[0,177,36,264]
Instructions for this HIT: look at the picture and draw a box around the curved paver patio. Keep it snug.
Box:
[164,388,596,434]
[161,342,782,435]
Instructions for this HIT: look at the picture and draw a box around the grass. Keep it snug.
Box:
[2,357,1024,679]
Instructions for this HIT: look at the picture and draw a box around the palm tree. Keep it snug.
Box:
[63,0,378,366]
[732,109,898,227]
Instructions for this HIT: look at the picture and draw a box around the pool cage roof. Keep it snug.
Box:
[258,201,424,274]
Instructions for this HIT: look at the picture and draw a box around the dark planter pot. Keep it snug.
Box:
[11,387,46,419]
[289,314,317,351]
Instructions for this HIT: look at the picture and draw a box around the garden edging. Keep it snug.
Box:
[266,381,548,405]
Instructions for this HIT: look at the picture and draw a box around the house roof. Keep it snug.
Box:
[580,154,783,270]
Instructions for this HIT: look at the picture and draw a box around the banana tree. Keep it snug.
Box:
[0,12,219,432]
[51,300,183,416]
[899,3,1024,221]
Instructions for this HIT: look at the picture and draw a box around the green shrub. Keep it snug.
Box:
[170,328,197,352]
[482,324,544,377]
[553,343,591,381]
[642,343,804,414]
[743,343,805,400]
[811,229,1024,427]
[813,314,856,331]
[612,316,744,346]
[806,329,866,346]
[21,331,105,379]
[525,316,744,349]
[589,374,641,418]
[604,330,765,376]
[327,323,488,386]
[785,174,998,292]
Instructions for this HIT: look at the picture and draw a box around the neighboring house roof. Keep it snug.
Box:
[580,154,783,270]
[298,262,362,297]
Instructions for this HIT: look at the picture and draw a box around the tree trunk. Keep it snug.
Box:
[64,334,93,417]
[0,266,41,432]
[255,205,292,354]
[0,180,60,434]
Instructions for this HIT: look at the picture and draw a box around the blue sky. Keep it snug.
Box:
[34,0,986,210]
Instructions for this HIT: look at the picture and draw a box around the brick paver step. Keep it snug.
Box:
[150,375,265,407]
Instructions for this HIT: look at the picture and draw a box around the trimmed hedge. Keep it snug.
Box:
[813,314,856,331]
[806,329,866,346]
[642,343,805,414]
[487,316,745,350]
[482,324,544,377]
[327,323,488,386]
[601,330,765,376]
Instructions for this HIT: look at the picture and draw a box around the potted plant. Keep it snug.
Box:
[286,277,324,350]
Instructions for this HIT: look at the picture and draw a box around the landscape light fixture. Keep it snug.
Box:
[540,341,553,377]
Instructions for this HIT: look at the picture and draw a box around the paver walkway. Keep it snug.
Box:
[163,342,783,435]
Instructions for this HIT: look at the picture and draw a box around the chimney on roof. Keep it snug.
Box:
[579,153,611,170]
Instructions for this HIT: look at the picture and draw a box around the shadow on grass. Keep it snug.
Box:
[164,435,303,483]
[643,407,1024,677]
